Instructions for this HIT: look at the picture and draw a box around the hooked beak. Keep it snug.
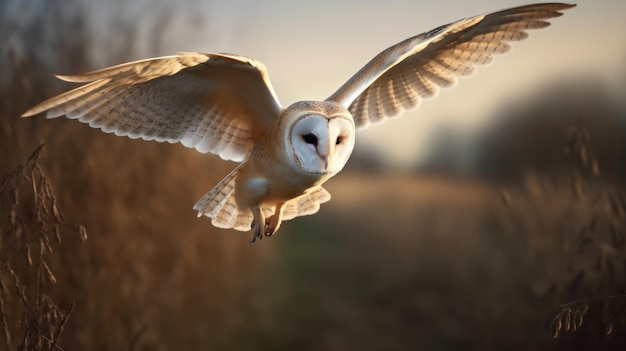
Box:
[315,137,331,172]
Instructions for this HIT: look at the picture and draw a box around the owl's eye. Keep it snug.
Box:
[303,133,318,145]
[335,136,343,145]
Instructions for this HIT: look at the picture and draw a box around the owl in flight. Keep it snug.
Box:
[22,3,574,242]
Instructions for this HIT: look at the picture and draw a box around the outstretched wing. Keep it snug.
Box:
[326,3,575,129]
[22,52,283,162]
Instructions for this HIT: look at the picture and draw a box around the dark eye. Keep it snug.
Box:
[303,133,317,145]
[335,136,343,145]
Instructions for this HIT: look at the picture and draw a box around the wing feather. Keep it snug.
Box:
[22,52,282,162]
[326,3,575,129]
[281,187,332,221]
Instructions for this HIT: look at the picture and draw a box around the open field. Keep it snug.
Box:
[3,149,625,349]
[269,173,626,350]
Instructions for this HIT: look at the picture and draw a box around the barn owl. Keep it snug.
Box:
[21,3,575,242]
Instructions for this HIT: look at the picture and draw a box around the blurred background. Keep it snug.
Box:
[1,0,625,349]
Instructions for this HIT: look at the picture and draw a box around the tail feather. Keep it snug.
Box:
[194,165,249,231]
[193,167,237,217]
[212,192,252,231]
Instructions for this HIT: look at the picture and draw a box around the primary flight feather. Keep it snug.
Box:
[22,3,575,242]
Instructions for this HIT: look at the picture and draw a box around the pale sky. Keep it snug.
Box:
[85,0,626,168]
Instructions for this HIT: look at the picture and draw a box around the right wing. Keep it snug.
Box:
[326,3,575,129]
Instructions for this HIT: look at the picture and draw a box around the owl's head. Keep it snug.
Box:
[281,101,355,175]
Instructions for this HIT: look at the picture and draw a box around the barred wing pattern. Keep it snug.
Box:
[21,52,282,162]
[280,187,332,221]
[327,3,575,129]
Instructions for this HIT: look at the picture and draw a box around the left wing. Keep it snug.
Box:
[326,3,575,129]
[22,52,282,162]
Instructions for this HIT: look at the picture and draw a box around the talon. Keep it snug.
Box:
[249,232,262,243]
[265,202,285,237]
[249,227,263,243]
[249,204,285,241]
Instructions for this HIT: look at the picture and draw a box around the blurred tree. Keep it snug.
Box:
[472,77,624,181]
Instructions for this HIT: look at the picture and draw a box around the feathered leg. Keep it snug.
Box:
[250,207,265,243]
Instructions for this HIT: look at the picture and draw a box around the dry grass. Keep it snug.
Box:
[0,144,82,350]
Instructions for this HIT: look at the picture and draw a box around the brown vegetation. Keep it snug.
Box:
[2,1,273,349]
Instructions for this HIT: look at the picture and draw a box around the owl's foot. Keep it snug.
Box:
[249,216,280,242]
[249,204,285,242]
[264,202,285,236]
[264,215,280,236]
